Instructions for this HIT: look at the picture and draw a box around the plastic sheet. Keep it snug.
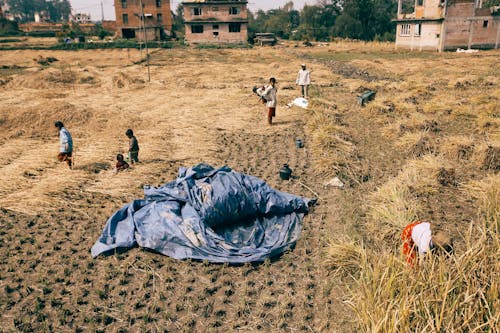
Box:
[91,164,312,263]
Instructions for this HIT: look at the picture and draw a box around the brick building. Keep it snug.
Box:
[182,0,248,44]
[395,0,500,51]
[114,0,172,40]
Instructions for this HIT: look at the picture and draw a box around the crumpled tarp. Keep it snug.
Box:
[91,163,312,263]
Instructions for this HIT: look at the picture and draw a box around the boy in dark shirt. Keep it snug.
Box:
[116,153,129,173]
[125,129,139,164]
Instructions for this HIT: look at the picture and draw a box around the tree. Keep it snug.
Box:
[7,0,71,22]
[483,0,500,6]
[171,4,185,39]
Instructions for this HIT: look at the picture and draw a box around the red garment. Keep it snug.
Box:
[116,160,129,172]
[57,152,72,168]
[401,220,425,267]
[268,107,276,118]
[268,107,276,125]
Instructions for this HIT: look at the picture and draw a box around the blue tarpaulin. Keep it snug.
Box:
[91,164,312,263]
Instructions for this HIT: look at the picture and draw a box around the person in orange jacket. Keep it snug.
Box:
[401,220,453,267]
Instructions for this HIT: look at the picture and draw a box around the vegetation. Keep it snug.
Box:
[248,0,396,42]
[1,0,71,23]
[0,17,21,36]
[0,39,179,50]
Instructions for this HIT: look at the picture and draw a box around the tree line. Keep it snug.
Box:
[248,0,397,42]
[1,0,71,23]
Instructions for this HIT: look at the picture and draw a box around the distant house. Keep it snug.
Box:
[182,0,248,44]
[395,0,500,51]
[71,13,92,24]
[114,0,172,40]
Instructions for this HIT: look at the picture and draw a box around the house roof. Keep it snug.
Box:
[182,1,248,5]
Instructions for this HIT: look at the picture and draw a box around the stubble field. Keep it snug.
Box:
[0,42,498,332]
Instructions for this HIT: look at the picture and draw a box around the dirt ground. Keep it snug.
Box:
[0,43,498,332]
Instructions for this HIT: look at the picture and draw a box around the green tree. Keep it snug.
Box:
[483,0,500,6]
[7,0,71,22]
[172,4,185,39]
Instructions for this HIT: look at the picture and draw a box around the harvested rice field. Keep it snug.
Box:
[0,42,498,332]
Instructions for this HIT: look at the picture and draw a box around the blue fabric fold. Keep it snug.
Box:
[91,163,310,263]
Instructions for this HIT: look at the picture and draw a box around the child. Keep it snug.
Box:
[256,77,278,125]
[125,129,139,164]
[401,220,453,267]
[116,153,129,173]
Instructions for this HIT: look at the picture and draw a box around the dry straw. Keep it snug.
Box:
[366,155,444,244]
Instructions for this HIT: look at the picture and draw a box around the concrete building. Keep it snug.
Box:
[182,0,248,44]
[114,0,172,40]
[71,13,92,24]
[395,0,500,51]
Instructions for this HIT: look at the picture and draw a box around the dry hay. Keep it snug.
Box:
[0,76,13,86]
[464,174,500,230]
[113,71,145,89]
[305,111,357,177]
[474,143,500,171]
[395,130,437,157]
[366,155,444,245]
[324,240,364,275]
[6,67,97,89]
[0,101,92,139]
[440,135,475,161]
[346,221,499,332]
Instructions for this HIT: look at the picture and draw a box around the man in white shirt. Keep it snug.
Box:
[296,64,311,99]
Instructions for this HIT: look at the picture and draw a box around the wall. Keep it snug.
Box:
[396,22,442,50]
[443,1,498,49]
[185,22,248,43]
[183,2,248,22]
[114,0,172,39]
[183,1,248,44]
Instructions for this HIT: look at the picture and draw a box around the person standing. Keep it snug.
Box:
[125,129,139,164]
[55,121,73,169]
[257,77,278,125]
[296,64,311,99]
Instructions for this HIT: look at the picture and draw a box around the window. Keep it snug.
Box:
[157,13,162,23]
[121,0,126,9]
[213,31,219,37]
[229,7,241,15]
[414,23,421,36]
[122,13,128,24]
[483,20,488,28]
[191,25,204,34]
[156,0,161,7]
[400,24,411,36]
[212,24,219,29]
[192,7,202,15]
[417,0,423,6]
[229,22,241,33]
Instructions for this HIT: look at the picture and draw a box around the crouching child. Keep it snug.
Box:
[116,153,129,173]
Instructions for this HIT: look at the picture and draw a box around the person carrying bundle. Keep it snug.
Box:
[256,77,278,125]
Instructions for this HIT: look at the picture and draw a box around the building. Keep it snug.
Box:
[71,13,92,24]
[114,0,172,40]
[182,0,248,44]
[395,0,500,51]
